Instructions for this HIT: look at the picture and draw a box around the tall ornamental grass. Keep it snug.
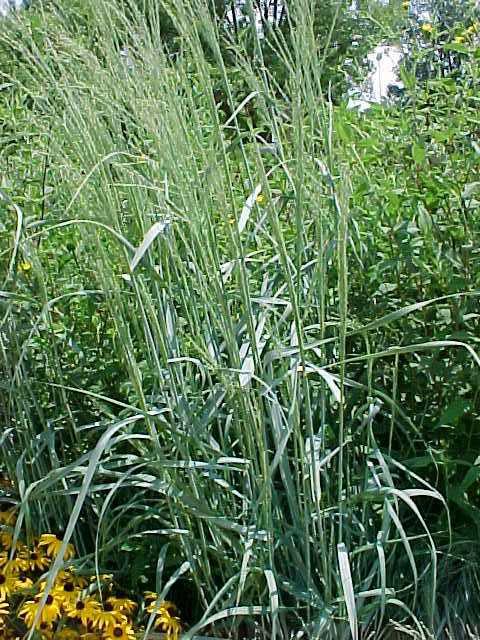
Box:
[1,1,479,637]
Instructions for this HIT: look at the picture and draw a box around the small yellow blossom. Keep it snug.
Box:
[454,35,465,44]
[227,217,235,225]
[38,535,75,561]
[402,0,409,8]
[421,23,433,33]
[256,193,266,205]
[18,261,32,274]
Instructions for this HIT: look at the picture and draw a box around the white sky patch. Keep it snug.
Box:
[0,0,23,16]
[348,44,403,111]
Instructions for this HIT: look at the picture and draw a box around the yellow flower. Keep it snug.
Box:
[145,599,177,614]
[102,622,135,640]
[2,553,29,574]
[14,573,34,591]
[0,602,9,618]
[454,35,465,44]
[0,570,17,601]
[65,598,101,627]
[146,600,180,638]
[38,535,75,561]
[18,261,32,274]
[421,23,433,33]
[143,592,157,602]
[19,547,51,572]
[19,595,61,627]
[256,193,266,205]
[152,610,181,640]
[105,597,137,616]
[56,569,88,590]
[89,604,126,631]
[402,0,409,8]
[51,580,81,605]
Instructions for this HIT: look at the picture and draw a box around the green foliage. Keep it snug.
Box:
[1,1,480,638]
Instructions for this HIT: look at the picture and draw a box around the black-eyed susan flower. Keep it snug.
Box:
[421,23,433,33]
[102,621,135,640]
[56,569,88,590]
[14,573,33,591]
[38,535,75,561]
[146,599,177,616]
[19,547,51,572]
[19,594,61,627]
[89,604,126,631]
[52,579,80,605]
[152,609,181,640]
[65,598,101,628]
[0,569,17,601]
[105,598,137,616]
[3,554,29,575]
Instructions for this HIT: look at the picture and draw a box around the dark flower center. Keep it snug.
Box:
[0,575,6,585]
[104,602,114,612]
[64,582,75,592]
[76,601,85,610]
[46,595,54,605]
[40,622,49,630]
[30,553,38,561]
[113,628,123,638]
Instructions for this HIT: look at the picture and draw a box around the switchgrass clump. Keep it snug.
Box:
[0,0,479,638]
